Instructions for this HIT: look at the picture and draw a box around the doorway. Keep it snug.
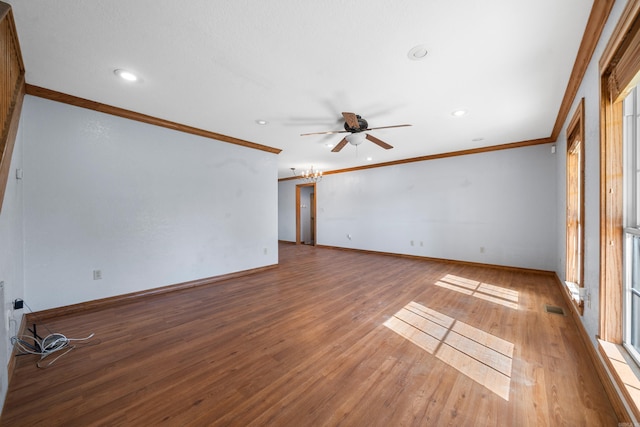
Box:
[296,183,316,245]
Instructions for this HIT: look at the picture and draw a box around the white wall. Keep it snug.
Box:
[0,114,25,409]
[280,144,557,270]
[555,0,626,346]
[21,96,278,311]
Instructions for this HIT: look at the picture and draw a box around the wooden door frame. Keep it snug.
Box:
[296,182,316,245]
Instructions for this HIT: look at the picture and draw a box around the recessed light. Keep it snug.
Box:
[366,156,373,161]
[408,45,428,60]
[326,143,334,148]
[452,110,467,117]
[114,69,139,82]
[255,120,268,125]
[472,137,484,142]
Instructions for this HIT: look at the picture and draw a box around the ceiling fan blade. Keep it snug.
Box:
[342,112,360,129]
[332,137,348,152]
[300,129,349,136]
[366,124,412,131]
[366,133,393,150]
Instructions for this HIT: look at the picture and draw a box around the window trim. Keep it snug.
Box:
[600,0,640,421]
[566,98,585,315]
[600,0,640,347]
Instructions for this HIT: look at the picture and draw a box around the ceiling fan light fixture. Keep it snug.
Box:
[346,133,366,146]
[303,112,407,152]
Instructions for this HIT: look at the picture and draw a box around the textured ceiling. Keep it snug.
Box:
[7,0,593,178]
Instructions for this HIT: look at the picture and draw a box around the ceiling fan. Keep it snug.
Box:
[300,112,411,152]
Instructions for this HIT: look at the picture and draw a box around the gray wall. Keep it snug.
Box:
[20,95,279,311]
[280,144,557,271]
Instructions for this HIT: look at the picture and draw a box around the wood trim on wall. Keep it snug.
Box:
[599,86,624,343]
[553,272,632,423]
[550,0,616,141]
[316,244,555,276]
[597,0,640,421]
[598,340,640,422]
[599,0,640,345]
[27,264,277,323]
[25,85,282,155]
[5,1,613,185]
[599,0,640,80]
[0,2,25,213]
[279,137,553,182]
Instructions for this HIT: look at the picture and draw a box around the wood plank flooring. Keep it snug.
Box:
[1,243,618,426]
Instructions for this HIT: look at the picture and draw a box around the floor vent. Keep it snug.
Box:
[544,304,566,316]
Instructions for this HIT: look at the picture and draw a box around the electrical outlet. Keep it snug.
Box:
[93,270,102,280]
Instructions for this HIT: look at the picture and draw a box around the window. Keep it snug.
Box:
[599,1,640,345]
[600,2,640,420]
[623,86,640,364]
[566,99,585,315]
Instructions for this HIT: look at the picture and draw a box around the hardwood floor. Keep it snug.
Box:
[1,243,618,426]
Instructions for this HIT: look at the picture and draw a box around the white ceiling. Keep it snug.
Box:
[7,0,593,178]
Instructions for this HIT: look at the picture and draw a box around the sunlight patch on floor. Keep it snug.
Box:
[434,274,519,309]
[384,301,514,400]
